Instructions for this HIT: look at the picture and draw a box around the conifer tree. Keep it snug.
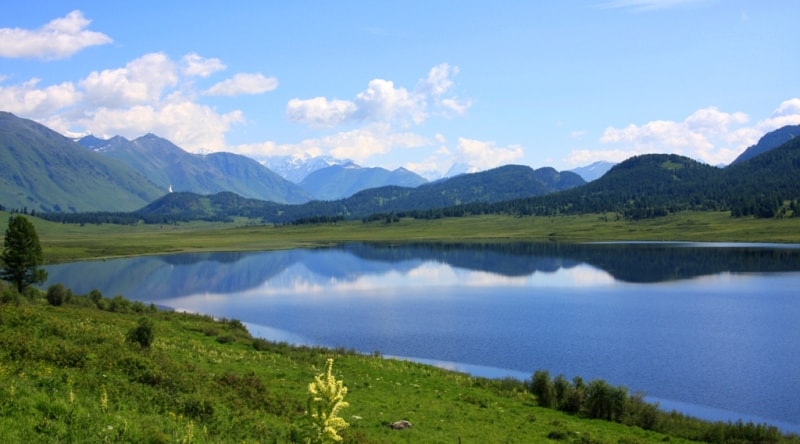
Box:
[1,216,47,292]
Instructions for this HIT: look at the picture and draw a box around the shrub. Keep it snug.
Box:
[530,369,556,408]
[126,317,155,349]
[109,295,132,313]
[585,380,628,422]
[46,283,71,306]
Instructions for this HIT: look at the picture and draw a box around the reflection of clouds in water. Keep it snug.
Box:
[164,261,616,307]
[529,264,616,287]
[266,261,614,294]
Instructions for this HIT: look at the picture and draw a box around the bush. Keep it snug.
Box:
[530,370,556,408]
[109,295,132,312]
[46,283,71,306]
[126,317,155,349]
[0,281,19,304]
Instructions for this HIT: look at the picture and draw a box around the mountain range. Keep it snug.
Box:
[0,112,587,213]
[2,110,798,222]
[77,133,312,204]
[298,162,427,200]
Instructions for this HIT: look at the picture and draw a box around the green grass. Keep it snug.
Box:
[2,211,798,264]
[0,294,757,443]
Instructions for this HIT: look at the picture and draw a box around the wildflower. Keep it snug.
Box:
[304,358,349,443]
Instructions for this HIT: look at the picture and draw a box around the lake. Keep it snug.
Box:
[43,242,800,433]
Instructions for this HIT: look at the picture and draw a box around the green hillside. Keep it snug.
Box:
[0,112,164,212]
[81,134,312,204]
[449,139,800,221]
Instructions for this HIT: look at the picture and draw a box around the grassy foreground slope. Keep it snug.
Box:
[0,295,717,443]
[1,210,798,264]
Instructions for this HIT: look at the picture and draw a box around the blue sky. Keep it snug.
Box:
[1,1,798,178]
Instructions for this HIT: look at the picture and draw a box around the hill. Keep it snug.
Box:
[130,164,586,224]
[0,112,164,212]
[80,134,312,204]
[731,124,800,165]
[462,136,800,220]
[299,163,427,200]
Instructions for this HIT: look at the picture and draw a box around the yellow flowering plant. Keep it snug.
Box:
[303,358,349,443]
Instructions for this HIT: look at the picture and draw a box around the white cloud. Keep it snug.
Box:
[286,97,357,128]
[0,10,112,60]
[325,126,429,161]
[232,123,429,164]
[455,138,525,169]
[759,98,800,130]
[181,53,226,78]
[0,78,80,116]
[77,99,243,151]
[568,99,800,167]
[0,50,279,152]
[79,52,178,107]
[416,64,471,116]
[597,107,754,165]
[286,63,470,128]
[204,73,278,96]
[354,78,423,124]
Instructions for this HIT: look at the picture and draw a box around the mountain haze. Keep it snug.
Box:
[259,154,352,183]
[299,163,428,200]
[568,161,616,182]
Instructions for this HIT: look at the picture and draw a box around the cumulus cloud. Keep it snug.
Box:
[77,99,243,151]
[286,97,356,127]
[1,49,276,152]
[0,78,80,116]
[760,98,800,130]
[286,63,470,128]
[204,73,278,96]
[79,53,179,108]
[455,138,525,169]
[0,10,112,60]
[181,53,226,78]
[232,123,429,164]
[568,99,800,167]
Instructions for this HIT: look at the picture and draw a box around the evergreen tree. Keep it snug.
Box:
[1,215,47,292]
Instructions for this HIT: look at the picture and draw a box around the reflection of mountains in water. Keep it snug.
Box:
[43,242,800,302]
[343,242,800,283]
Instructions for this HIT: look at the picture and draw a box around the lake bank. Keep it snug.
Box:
[3,210,800,264]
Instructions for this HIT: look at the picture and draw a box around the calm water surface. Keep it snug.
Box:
[43,242,800,433]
